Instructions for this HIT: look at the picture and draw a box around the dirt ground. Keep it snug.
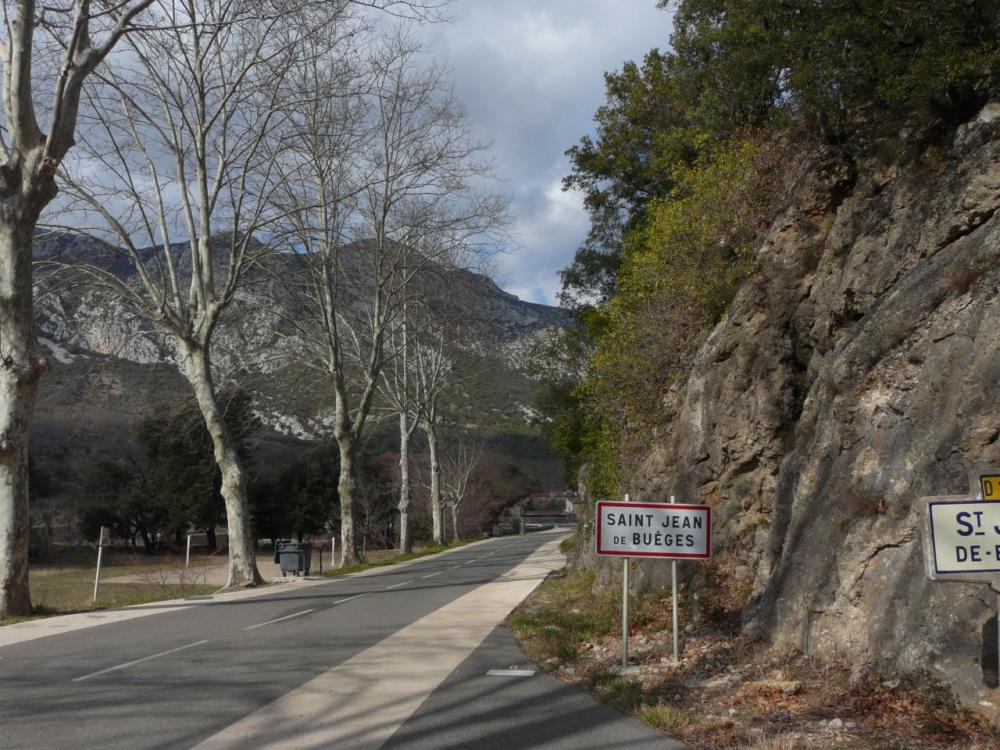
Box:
[510,569,1000,750]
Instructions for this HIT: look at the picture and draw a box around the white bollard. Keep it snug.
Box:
[186,534,192,568]
[92,526,107,604]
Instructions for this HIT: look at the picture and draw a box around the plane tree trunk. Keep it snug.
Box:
[425,418,442,544]
[0,0,160,618]
[180,342,262,588]
[337,439,361,566]
[398,411,413,554]
[0,208,45,618]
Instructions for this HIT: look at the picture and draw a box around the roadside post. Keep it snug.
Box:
[921,467,1000,685]
[670,495,679,663]
[596,496,712,669]
[621,494,630,669]
[92,526,107,603]
[186,533,192,568]
[332,537,337,568]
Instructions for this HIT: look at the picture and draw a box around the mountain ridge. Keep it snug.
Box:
[29,232,570,508]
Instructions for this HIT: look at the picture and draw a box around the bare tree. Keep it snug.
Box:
[439,431,482,542]
[273,28,504,566]
[0,0,155,617]
[379,301,454,552]
[379,305,421,553]
[412,319,454,544]
[38,0,343,588]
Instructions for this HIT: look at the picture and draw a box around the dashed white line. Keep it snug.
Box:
[245,609,315,631]
[72,640,209,682]
[385,580,413,590]
[421,571,442,579]
[332,594,367,605]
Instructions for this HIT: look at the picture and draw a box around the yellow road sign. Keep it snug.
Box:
[981,475,1000,500]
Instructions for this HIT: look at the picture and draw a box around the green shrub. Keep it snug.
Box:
[638,703,702,731]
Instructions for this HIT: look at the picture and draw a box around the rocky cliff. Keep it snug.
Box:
[587,104,1000,708]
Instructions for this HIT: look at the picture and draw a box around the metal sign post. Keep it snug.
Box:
[596,496,712,668]
[670,495,679,664]
[92,526,107,603]
[621,494,630,669]
[186,534,193,568]
[985,473,1000,687]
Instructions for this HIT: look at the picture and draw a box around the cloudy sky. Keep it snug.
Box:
[418,1,673,306]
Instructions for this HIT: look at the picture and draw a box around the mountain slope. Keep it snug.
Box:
[29,235,570,505]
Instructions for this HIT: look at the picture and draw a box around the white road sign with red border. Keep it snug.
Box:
[596,500,711,559]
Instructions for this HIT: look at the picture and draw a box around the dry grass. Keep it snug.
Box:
[509,569,1000,750]
[736,735,805,750]
[0,548,217,626]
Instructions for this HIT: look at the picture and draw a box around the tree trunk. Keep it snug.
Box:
[425,419,442,544]
[337,439,361,566]
[450,503,459,543]
[206,526,217,551]
[0,216,43,618]
[397,411,412,553]
[140,526,154,555]
[180,343,262,588]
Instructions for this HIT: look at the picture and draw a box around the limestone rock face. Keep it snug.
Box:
[619,105,1000,706]
[32,242,567,438]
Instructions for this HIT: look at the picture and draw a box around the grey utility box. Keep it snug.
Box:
[276,542,312,576]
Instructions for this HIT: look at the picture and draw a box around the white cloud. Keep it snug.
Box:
[418,0,673,306]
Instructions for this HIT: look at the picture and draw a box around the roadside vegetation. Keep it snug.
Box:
[540,0,1000,497]
[510,569,1000,750]
[0,537,481,628]
[522,4,1000,741]
[0,548,215,627]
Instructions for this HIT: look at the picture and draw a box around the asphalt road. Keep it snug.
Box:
[383,624,681,750]
[0,532,678,749]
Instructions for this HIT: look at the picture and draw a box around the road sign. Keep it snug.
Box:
[922,496,1000,582]
[982,477,1000,500]
[596,500,711,559]
[920,485,1000,691]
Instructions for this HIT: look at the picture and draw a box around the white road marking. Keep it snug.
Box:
[462,559,476,565]
[331,594,367,605]
[486,668,536,677]
[72,640,209,682]
[0,537,500,649]
[193,537,566,750]
[385,580,413,590]
[420,571,442,579]
[244,609,315,631]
